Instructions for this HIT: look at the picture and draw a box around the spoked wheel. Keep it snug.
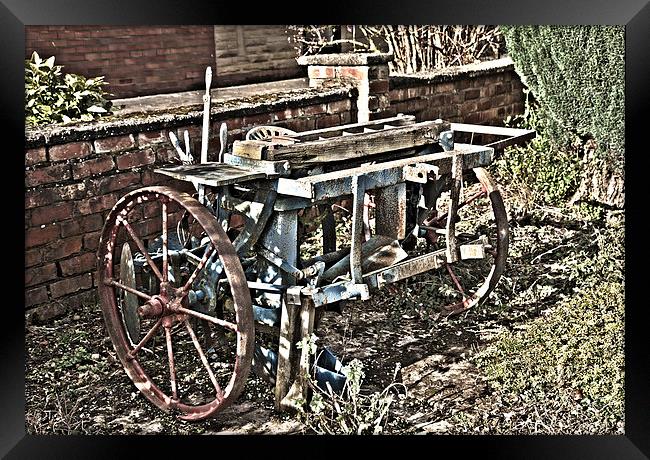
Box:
[423,167,509,314]
[97,186,254,421]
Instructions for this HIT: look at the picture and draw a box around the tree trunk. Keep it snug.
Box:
[570,159,624,209]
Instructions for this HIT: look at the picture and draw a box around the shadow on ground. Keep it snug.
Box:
[25,204,603,434]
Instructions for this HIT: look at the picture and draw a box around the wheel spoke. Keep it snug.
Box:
[184,319,223,398]
[99,186,254,420]
[119,217,165,282]
[175,306,237,332]
[445,262,466,297]
[182,246,215,292]
[164,325,179,400]
[457,188,487,210]
[162,201,168,283]
[106,278,152,301]
[128,318,162,359]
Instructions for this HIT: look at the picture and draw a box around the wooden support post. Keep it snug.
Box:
[320,204,337,254]
[274,289,301,411]
[350,175,366,284]
[374,182,406,240]
[280,296,316,412]
[446,153,463,263]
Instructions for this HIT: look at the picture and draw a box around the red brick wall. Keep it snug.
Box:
[25,26,303,98]
[24,91,355,323]
[26,26,215,98]
[385,68,525,125]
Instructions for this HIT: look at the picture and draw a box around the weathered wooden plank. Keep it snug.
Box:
[267,120,451,164]
[154,163,269,187]
[450,122,534,138]
[231,140,271,160]
[291,114,416,142]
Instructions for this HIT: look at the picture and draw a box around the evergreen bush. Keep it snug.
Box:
[501,26,624,161]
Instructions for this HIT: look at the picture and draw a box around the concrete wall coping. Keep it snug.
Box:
[25,84,355,148]
[297,52,394,66]
[390,57,515,88]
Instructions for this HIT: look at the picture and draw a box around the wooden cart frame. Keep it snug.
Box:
[96,76,534,420]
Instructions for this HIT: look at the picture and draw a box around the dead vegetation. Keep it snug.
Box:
[288,25,506,73]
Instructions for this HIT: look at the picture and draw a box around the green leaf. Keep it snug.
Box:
[25,51,111,126]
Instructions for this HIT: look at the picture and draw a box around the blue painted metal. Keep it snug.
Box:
[314,347,347,394]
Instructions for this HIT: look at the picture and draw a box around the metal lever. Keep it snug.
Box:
[198,66,212,205]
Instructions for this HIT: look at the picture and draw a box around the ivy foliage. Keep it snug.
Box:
[500,26,624,166]
[25,51,113,127]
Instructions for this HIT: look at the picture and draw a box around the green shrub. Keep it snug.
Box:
[493,91,582,208]
[500,26,624,166]
[25,51,113,127]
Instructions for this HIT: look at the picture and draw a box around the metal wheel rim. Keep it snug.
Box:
[436,167,509,314]
[97,186,254,421]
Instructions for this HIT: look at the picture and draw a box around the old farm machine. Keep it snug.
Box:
[96,68,535,420]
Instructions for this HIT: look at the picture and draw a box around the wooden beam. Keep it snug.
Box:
[350,175,366,284]
[267,120,451,164]
[231,140,272,160]
[292,114,416,142]
[274,296,300,410]
[445,153,463,263]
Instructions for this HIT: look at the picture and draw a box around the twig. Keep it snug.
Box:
[531,244,570,264]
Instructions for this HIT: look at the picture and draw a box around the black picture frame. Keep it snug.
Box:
[6,1,648,457]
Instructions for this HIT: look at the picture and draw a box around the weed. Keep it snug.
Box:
[493,91,582,211]
[299,346,407,434]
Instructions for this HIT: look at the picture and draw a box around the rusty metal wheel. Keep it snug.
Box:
[97,186,254,421]
[423,167,509,314]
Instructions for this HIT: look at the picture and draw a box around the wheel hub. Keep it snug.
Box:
[138,295,167,318]
[138,292,189,319]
